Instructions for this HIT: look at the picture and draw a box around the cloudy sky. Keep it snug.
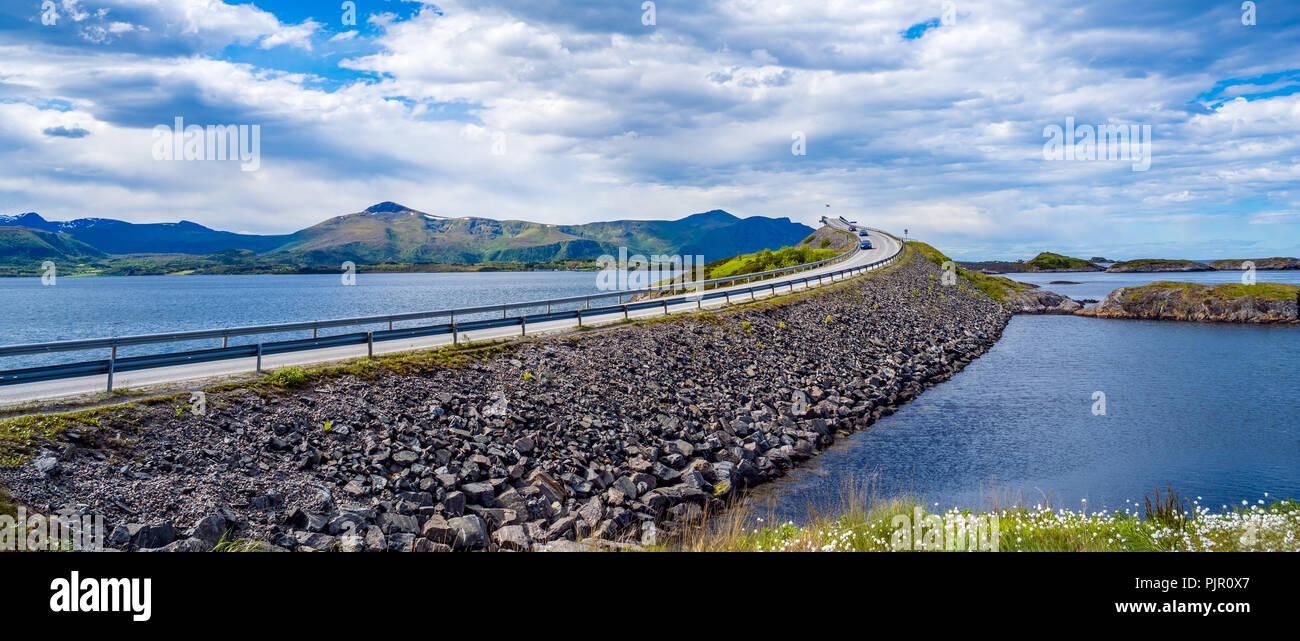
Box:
[1,0,1297,260]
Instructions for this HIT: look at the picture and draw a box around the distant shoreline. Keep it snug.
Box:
[0,260,603,278]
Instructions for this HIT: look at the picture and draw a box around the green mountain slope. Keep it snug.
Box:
[0,226,106,261]
[266,203,813,266]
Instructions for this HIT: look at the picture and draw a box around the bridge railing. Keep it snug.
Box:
[0,228,902,391]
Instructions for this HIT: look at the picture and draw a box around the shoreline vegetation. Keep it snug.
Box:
[638,236,848,297]
[0,254,604,278]
[673,482,1300,552]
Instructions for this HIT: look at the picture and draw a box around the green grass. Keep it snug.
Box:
[1124,280,1299,302]
[707,245,842,279]
[907,241,1030,303]
[210,535,272,552]
[667,485,1300,552]
[0,408,113,461]
[264,366,310,388]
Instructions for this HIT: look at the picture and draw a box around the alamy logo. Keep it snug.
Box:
[152,117,261,171]
[1,507,104,551]
[1043,117,1152,171]
[890,507,1000,551]
[595,248,706,294]
[50,571,151,622]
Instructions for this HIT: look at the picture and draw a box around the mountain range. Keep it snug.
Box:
[0,202,814,270]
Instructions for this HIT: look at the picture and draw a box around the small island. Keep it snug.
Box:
[1208,257,1300,271]
[1105,259,1214,273]
[959,252,1102,274]
[1077,281,1299,323]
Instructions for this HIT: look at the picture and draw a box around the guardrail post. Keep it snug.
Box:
[452,323,458,345]
[577,309,583,327]
[547,303,552,314]
[663,299,669,316]
[313,327,318,339]
[725,290,730,304]
[520,316,527,336]
[367,331,374,358]
[502,308,507,319]
[106,345,116,393]
[623,305,629,321]
[222,335,228,348]
[256,343,263,372]
[388,320,393,331]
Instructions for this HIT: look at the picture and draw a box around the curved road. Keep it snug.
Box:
[0,227,901,405]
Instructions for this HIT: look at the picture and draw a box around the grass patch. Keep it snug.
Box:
[210,535,273,552]
[1123,280,1299,302]
[709,246,843,279]
[907,241,1030,303]
[0,404,127,461]
[264,366,310,388]
[666,480,1300,552]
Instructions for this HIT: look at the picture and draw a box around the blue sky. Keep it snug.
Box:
[0,0,1298,260]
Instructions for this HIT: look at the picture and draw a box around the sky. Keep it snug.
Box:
[0,0,1298,261]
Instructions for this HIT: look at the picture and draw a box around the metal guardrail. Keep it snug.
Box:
[0,227,902,391]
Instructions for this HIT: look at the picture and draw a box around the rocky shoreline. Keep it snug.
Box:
[0,250,1010,552]
[1001,284,1083,315]
[1077,283,1299,324]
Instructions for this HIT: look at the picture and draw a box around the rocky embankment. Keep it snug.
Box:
[0,250,1009,552]
[1077,282,1299,323]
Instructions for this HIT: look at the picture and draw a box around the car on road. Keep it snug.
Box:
[858,230,869,237]
[860,240,873,250]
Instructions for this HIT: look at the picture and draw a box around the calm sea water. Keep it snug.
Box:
[1006,269,1300,301]
[756,314,1300,520]
[0,272,602,368]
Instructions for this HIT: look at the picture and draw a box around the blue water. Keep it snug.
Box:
[1007,269,1300,301]
[0,272,603,368]
[760,315,1300,519]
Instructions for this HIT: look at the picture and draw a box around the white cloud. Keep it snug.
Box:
[1,0,1299,258]
[259,19,321,52]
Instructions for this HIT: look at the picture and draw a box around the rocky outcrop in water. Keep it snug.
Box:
[1208,257,1300,271]
[1002,285,1082,315]
[0,251,1009,551]
[1077,283,1299,323]
[1105,259,1214,273]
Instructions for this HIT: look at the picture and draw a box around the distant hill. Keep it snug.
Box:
[959,252,1102,274]
[0,226,106,261]
[1023,252,1102,271]
[0,203,814,269]
[0,212,289,255]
